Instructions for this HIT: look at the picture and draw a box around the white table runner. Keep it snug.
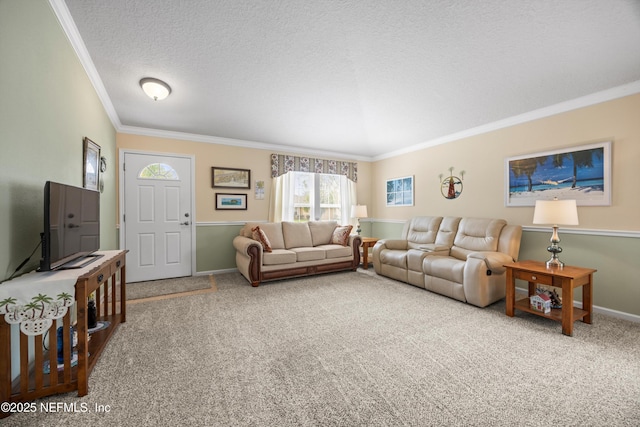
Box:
[0,251,119,336]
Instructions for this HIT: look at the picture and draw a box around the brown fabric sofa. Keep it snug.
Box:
[372,216,522,307]
[233,221,362,286]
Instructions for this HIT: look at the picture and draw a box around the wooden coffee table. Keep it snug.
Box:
[504,260,596,336]
[360,237,379,269]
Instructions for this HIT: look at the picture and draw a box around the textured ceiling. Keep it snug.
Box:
[58,0,640,160]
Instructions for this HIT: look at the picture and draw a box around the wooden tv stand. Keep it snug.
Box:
[0,250,127,417]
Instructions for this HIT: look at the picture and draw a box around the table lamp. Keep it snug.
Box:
[532,198,579,268]
[351,205,368,235]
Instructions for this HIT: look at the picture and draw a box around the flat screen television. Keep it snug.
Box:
[39,181,101,271]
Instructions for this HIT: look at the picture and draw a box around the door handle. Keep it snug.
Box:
[181,221,190,226]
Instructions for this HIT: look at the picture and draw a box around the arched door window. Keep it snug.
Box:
[138,163,179,180]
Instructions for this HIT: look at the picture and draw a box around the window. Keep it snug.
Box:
[138,163,179,180]
[289,172,350,222]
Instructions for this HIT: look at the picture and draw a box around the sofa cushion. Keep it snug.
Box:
[435,217,462,247]
[251,226,272,252]
[308,221,338,246]
[407,249,428,271]
[318,244,352,259]
[263,249,297,265]
[451,218,506,260]
[379,249,407,268]
[331,225,353,246]
[282,222,313,249]
[404,216,443,249]
[291,247,326,262]
[423,256,465,284]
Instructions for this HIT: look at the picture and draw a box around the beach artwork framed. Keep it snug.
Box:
[386,175,414,207]
[505,141,611,206]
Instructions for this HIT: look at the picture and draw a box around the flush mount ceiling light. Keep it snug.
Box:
[139,77,171,101]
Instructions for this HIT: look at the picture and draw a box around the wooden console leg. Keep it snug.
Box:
[561,279,574,337]
[583,274,593,324]
[505,268,515,317]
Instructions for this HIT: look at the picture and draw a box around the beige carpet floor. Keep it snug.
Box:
[5,270,639,426]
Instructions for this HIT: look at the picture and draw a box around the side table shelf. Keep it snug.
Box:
[504,260,596,336]
[1,250,127,418]
[513,298,589,324]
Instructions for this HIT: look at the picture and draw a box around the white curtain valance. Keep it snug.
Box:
[270,154,357,182]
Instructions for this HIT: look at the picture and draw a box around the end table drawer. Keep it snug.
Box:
[514,270,553,285]
[86,264,112,288]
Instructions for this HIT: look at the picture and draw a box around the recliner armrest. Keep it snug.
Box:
[467,251,514,274]
[374,239,409,251]
[417,243,451,254]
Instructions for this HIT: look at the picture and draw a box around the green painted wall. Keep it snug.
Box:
[196,224,244,272]
[0,0,116,382]
[0,0,117,281]
[518,230,640,317]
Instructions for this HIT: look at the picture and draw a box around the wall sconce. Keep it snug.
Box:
[351,205,368,235]
[533,198,579,268]
[140,78,171,101]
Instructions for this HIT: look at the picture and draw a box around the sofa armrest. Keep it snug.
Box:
[349,234,362,266]
[233,235,262,257]
[467,251,514,274]
[233,235,262,286]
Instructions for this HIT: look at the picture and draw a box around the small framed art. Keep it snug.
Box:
[215,193,248,210]
[83,137,101,191]
[212,167,251,189]
[386,175,414,206]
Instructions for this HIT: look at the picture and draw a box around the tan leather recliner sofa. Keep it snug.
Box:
[372,216,522,307]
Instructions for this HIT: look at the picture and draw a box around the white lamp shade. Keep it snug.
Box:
[533,199,579,226]
[140,78,171,101]
[351,205,368,218]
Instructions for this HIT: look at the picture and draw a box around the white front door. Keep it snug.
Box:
[122,152,194,282]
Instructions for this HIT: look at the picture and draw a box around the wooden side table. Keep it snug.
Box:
[360,237,379,269]
[504,260,596,336]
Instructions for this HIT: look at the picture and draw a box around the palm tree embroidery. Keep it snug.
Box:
[0,296,18,312]
[52,292,74,317]
[24,301,41,319]
[32,293,54,318]
[57,292,73,304]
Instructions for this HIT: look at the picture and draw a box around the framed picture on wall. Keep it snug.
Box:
[212,167,251,189]
[505,141,611,206]
[215,193,248,210]
[83,137,101,191]
[386,175,414,206]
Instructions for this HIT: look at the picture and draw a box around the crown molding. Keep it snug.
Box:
[118,125,372,162]
[373,80,640,161]
[49,0,122,129]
